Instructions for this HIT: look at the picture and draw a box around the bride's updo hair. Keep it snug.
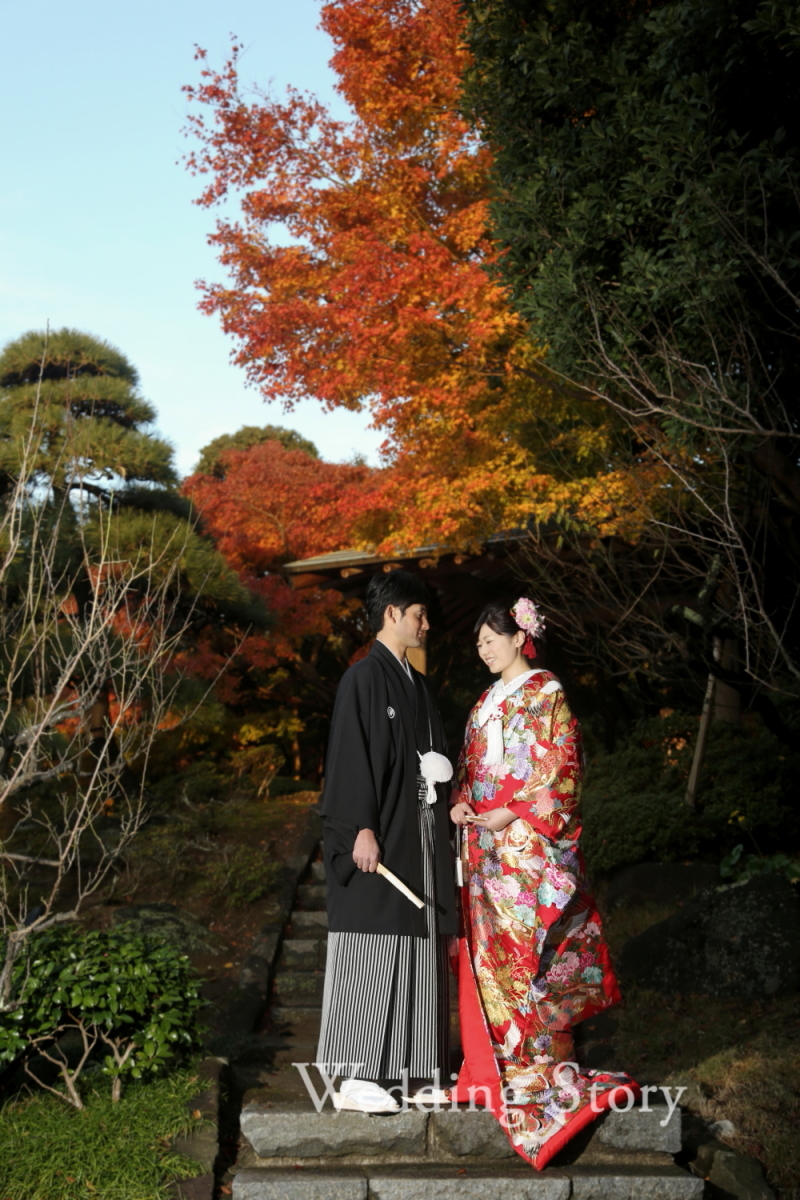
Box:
[474,601,521,640]
[474,599,545,660]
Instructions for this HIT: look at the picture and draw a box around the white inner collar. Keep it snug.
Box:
[377,638,413,680]
[495,667,537,698]
[477,668,538,732]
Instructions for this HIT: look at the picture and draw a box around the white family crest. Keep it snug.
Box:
[387,706,395,718]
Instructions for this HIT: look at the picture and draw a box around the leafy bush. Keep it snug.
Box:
[0,928,204,1107]
[148,760,233,810]
[0,1068,205,1200]
[720,844,800,885]
[581,713,800,876]
[269,775,316,796]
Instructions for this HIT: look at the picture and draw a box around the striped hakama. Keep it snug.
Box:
[317,777,450,1081]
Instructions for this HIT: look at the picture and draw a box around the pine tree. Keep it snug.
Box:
[0,328,267,761]
[194,424,320,477]
[0,328,174,499]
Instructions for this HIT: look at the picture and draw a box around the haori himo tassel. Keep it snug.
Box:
[418,750,453,803]
[478,696,506,765]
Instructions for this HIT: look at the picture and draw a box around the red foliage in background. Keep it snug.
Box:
[183,440,380,573]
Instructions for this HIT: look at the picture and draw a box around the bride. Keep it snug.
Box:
[449,598,638,1169]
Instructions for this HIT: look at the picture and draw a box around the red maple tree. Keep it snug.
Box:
[184,0,655,551]
[178,439,375,768]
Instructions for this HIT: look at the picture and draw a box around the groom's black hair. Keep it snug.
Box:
[366,569,430,634]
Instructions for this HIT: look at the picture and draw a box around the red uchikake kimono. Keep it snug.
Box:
[450,668,639,1169]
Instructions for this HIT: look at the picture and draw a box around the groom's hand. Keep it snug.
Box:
[353,828,381,872]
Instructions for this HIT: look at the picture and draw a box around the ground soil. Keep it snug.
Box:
[78,792,321,1029]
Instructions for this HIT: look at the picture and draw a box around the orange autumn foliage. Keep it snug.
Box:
[185,0,659,551]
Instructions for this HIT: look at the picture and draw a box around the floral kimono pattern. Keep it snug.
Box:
[451,670,638,1169]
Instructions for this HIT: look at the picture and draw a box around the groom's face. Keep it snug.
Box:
[388,602,429,649]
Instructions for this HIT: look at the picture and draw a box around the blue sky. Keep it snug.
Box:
[0,0,383,477]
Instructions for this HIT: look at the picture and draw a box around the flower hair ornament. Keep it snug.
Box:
[511,597,546,659]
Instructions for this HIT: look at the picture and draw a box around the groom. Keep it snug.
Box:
[317,569,456,1112]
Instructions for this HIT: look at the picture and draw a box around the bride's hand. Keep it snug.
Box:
[470,807,516,832]
[450,801,475,826]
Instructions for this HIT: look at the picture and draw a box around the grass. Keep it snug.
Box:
[600,903,800,1193]
[0,1069,205,1200]
[615,988,800,1192]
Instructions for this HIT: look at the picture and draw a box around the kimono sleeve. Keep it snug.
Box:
[452,716,474,807]
[506,685,583,840]
[321,664,382,884]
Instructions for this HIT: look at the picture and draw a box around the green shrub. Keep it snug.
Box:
[0,928,204,1107]
[0,1068,205,1200]
[269,775,316,796]
[147,760,232,809]
[581,713,800,876]
[198,844,284,908]
[720,843,800,884]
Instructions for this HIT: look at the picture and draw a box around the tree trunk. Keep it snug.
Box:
[87,681,111,754]
[291,714,302,780]
[713,638,741,725]
[685,671,716,807]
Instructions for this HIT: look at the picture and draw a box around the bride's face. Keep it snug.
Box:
[476,623,522,675]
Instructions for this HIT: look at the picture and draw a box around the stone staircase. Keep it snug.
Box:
[230,856,704,1199]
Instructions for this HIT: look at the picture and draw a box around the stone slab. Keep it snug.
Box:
[172,1125,219,1172]
[595,1104,682,1155]
[233,1169,366,1200]
[241,1103,428,1159]
[274,971,325,1003]
[429,1108,515,1159]
[369,1171,570,1199]
[311,861,326,882]
[568,1165,704,1199]
[293,911,329,937]
[708,1148,776,1200]
[280,940,321,969]
[297,883,327,909]
[272,1043,321,1070]
[270,1005,322,1023]
[168,1174,215,1200]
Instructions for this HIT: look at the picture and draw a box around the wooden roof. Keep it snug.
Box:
[282,534,524,638]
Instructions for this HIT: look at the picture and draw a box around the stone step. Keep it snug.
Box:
[267,1014,324,1043]
[297,882,327,910]
[272,1041,320,1070]
[233,1164,703,1200]
[311,861,326,882]
[274,970,326,1006]
[565,1165,703,1199]
[271,1005,322,1024]
[232,1167,562,1200]
[292,911,329,938]
[280,938,328,969]
[239,1099,683,1164]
